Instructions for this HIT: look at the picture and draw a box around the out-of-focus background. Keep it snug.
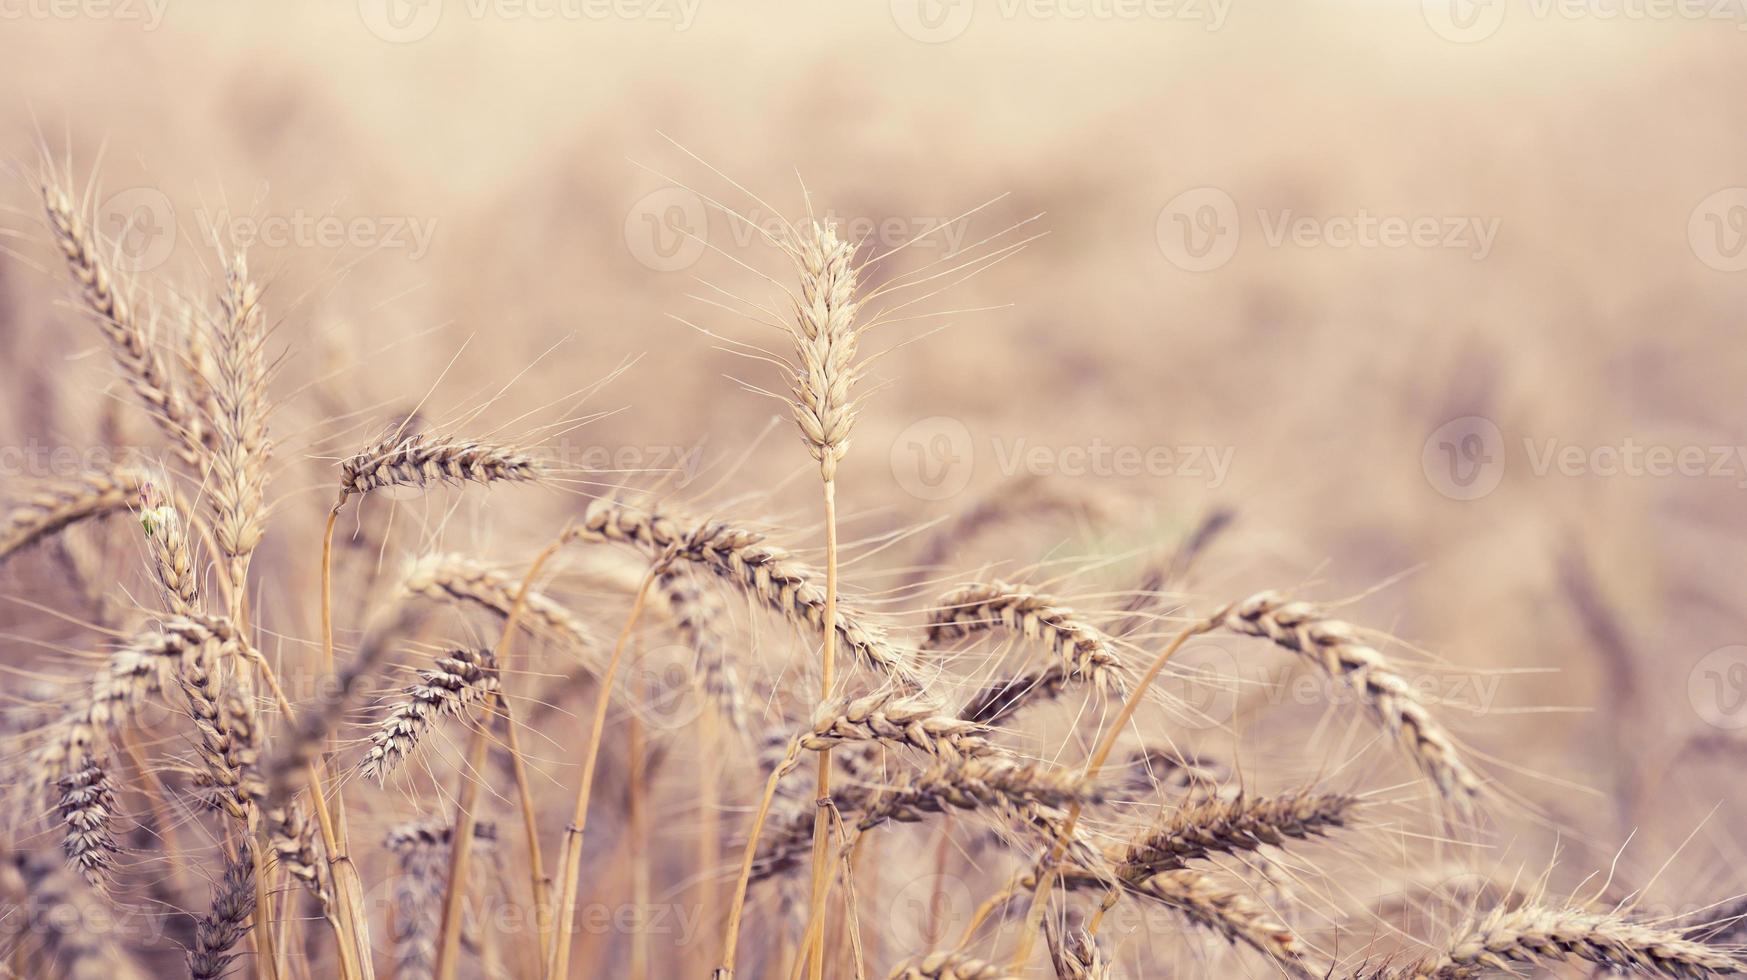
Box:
[3,0,1746,970]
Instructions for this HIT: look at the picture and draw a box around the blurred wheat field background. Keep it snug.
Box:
[1,1,1746,978]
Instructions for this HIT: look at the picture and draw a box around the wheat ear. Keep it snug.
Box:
[359,648,500,781]
[205,252,273,595]
[55,756,119,886]
[188,843,257,980]
[340,432,545,498]
[802,691,993,763]
[1217,592,1481,811]
[401,553,601,662]
[576,499,923,687]
[929,580,1127,695]
[1118,790,1358,877]
[658,567,752,737]
[41,180,206,463]
[388,819,499,980]
[888,952,1018,979]
[1411,904,1747,978]
[1,466,149,565]
[1046,924,1112,980]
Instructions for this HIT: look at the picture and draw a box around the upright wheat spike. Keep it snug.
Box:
[188,843,257,980]
[928,581,1128,695]
[1046,924,1112,980]
[576,500,922,687]
[206,252,273,595]
[1217,592,1481,811]
[1118,791,1358,877]
[140,493,200,614]
[360,648,500,781]
[1405,904,1747,978]
[178,648,265,821]
[1,466,149,565]
[266,800,333,909]
[41,179,206,463]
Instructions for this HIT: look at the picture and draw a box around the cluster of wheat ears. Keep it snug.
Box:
[0,160,1742,980]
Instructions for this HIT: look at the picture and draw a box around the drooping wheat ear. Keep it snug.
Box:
[1,850,145,980]
[659,567,752,737]
[1116,745,1231,799]
[178,650,263,821]
[29,615,230,806]
[41,180,206,463]
[1409,904,1747,979]
[857,756,1098,832]
[888,952,1019,979]
[1046,924,1112,980]
[360,647,500,782]
[266,800,332,909]
[576,499,923,687]
[187,842,256,980]
[1,466,149,565]
[206,252,272,592]
[787,221,861,481]
[140,495,200,614]
[906,475,1115,590]
[55,756,119,886]
[959,662,1072,726]
[929,581,1127,696]
[1218,592,1482,811]
[801,691,992,763]
[386,819,499,980]
[1092,866,1315,977]
[340,432,546,498]
[400,553,601,665]
[1118,791,1358,878]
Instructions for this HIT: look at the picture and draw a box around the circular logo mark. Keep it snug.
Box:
[1421,0,1505,43]
[887,873,974,951]
[625,186,708,273]
[629,644,707,731]
[1421,416,1505,501]
[1689,188,1747,273]
[1156,187,1240,272]
[1690,645,1747,730]
[1156,642,1239,730]
[890,0,974,42]
[358,0,443,43]
[97,187,176,273]
[889,416,974,501]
